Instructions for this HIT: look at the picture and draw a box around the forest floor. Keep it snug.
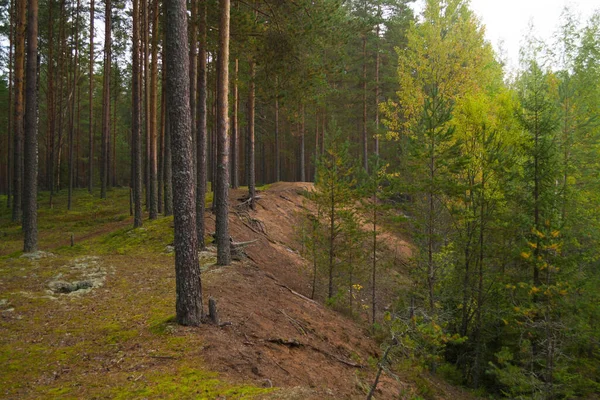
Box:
[0,184,477,399]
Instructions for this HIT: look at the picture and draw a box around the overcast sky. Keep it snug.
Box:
[411,0,600,71]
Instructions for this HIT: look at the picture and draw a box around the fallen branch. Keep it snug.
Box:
[306,344,365,369]
[266,338,302,348]
[264,273,318,306]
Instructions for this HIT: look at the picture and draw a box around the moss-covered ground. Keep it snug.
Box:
[0,188,273,399]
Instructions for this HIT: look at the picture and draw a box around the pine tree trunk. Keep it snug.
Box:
[215,0,231,266]
[101,0,111,199]
[88,0,94,193]
[158,62,165,214]
[165,0,203,326]
[230,58,239,189]
[132,0,143,227]
[68,0,81,210]
[375,22,380,157]
[12,0,26,222]
[148,0,159,219]
[300,105,305,182]
[189,0,198,176]
[45,0,54,193]
[196,1,207,247]
[362,34,368,173]
[143,1,150,209]
[6,0,13,206]
[275,83,280,182]
[246,60,256,210]
[23,0,38,252]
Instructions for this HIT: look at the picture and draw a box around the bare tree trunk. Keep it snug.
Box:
[68,0,81,210]
[215,0,231,266]
[362,34,368,173]
[6,0,14,206]
[189,0,197,178]
[165,0,203,326]
[132,0,143,227]
[111,66,118,186]
[88,0,94,194]
[44,0,53,193]
[300,104,305,182]
[375,20,380,157]
[158,62,165,214]
[23,0,38,252]
[148,0,159,219]
[275,80,280,182]
[12,0,26,222]
[100,0,111,199]
[196,1,207,247]
[143,0,150,209]
[246,60,256,210]
[230,58,239,188]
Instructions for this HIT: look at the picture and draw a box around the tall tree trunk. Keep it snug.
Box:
[362,34,368,173]
[275,81,280,182]
[148,0,159,219]
[230,58,239,188]
[101,0,111,199]
[54,0,66,200]
[375,20,380,157]
[196,1,207,247]
[7,0,13,206]
[45,0,53,193]
[300,104,305,182]
[246,60,256,210]
[111,66,118,186]
[143,1,150,209]
[132,0,143,227]
[216,0,231,265]
[158,62,165,214]
[12,0,26,222]
[68,0,81,210]
[88,0,94,193]
[23,0,38,252]
[189,0,198,177]
[165,0,203,326]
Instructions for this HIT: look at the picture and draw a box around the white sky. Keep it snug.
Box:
[411,0,600,71]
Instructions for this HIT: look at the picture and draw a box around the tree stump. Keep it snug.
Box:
[208,297,219,325]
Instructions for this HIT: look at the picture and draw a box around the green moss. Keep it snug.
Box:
[112,366,274,400]
[149,315,177,335]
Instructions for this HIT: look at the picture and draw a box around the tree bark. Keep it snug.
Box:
[132,0,143,227]
[216,0,231,266]
[88,0,94,194]
[189,0,198,177]
[362,34,368,173]
[300,105,305,182]
[165,0,203,326]
[148,0,159,219]
[230,58,239,189]
[6,0,14,206]
[12,0,26,222]
[196,0,208,247]
[275,81,280,182]
[246,60,256,210]
[100,0,111,199]
[23,0,38,252]
[68,0,81,210]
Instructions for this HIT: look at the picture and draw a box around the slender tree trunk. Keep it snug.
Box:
[68,0,81,210]
[189,0,198,177]
[158,62,165,214]
[143,1,150,209]
[215,0,231,265]
[300,105,306,182]
[165,0,203,326]
[372,186,377,324]
[45,0,53,193]
[111,67,118,186]
[196,1,207,247]
[230,58,239,188]
[54,0,66,197]
[132,0,143,227]
[12,0,26,222]
[362,34,368,173]
[375,21,380,157]
[246,60,256,210]
[88,0,94,193]
[275,82,280,182]
[6,0,13,206]
[100,0,111,199]
[148,0,159,219]
[23,0,38,252]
